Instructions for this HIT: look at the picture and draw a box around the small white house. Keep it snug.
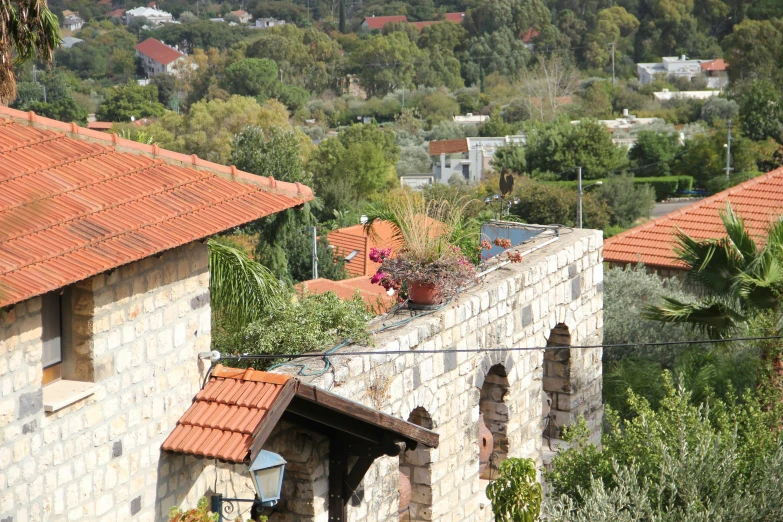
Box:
[429,136,526,184]
[453,113,489,125]
[252,17,286,29]
[62,12,84,31]
[135,38,187,77]
[230,9,252,23]
[125,6,173,25]
[637,56,707,84]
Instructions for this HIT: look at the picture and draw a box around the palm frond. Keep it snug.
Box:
[643,297,746,339]
[673,230,737,296]
[208,239,284,327]
[719,203,757,264]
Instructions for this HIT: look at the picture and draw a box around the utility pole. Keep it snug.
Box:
[610,43,616,86]
[725,119,733,181]
[312,226,319,280]
[577,166,583,229]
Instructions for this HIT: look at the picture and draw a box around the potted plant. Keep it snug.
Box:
[365,194,476,305]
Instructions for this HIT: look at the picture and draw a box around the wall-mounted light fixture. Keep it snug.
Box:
[211,450,287,521]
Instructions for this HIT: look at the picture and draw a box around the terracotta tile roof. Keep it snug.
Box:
[521,28,540,43]
[412,21,438,30]
[134,37,184,66]
[604,167,783,270]
[327,219,441,277]
[162,365,440,463]
[429,138,468,156]
[86,121,113,131]
[297,276,396,313]
[363,15,407,30]
[443,12,464,22]
[0,107,313,308]
[701,58,727,72]
[162,366,293,462]
[107,8,125,17]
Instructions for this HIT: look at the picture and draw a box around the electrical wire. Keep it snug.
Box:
[219,335,783,362]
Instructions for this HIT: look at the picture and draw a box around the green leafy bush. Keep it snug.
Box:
[242,291,372,364]
[544,176,694,201]
[545,375,783,513]
[486,458,542,522]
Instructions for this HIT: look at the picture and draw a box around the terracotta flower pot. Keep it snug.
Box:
[399,471,411,517]
[478,412,494,479]
[408,281,441,305]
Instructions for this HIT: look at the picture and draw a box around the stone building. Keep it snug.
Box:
[0,107,312,522]
[0,106,604,522]
[164,227,604,522]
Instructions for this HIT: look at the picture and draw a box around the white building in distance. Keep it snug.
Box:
[125,6,173,25]
[637,56,728,89]
[653,89,721,101]
[429,136,525,184]
[453,113,489,125]
[251,17,287,29]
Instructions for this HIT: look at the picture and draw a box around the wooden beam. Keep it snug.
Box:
[297,383,439,449]
[329,438,348,522]
[248,378,298,462]
[343,457,374,502]
[287,396,388,445]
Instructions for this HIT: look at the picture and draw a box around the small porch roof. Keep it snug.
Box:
[162,365,439,463]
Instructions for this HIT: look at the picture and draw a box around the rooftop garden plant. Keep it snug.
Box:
[364,193,477,305]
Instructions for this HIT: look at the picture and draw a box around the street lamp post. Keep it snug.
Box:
[211,450,287,522]
[576,167,602,229]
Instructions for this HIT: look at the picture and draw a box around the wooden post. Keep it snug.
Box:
[329,439,348,522]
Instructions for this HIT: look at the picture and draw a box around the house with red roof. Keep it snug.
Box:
[134,37,187,77]
[361,14,408,31]
[700,58,729,89]
[362,12,464,32]
[604,167,783,276]
[107,8,125,18]
[0,105,314,519]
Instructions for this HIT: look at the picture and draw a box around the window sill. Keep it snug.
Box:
[43,380,97,413]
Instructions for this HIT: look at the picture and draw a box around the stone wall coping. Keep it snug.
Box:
[273,228,603,380]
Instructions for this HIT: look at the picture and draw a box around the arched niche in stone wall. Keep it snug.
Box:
[478,364,510,479]
[399,407,433,522]
[263,421,331,522]
[543,323,572,439]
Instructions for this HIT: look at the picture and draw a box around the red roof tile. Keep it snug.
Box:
[297,276,396,313]
[134,37,184,66]
[429,138,468,156]
[521,28,540,43]
[604,167,783,270]
[363,15,407,30]
[162,366,292,462]
[443,12,464,22]
[327,219,441,277]
[163,366,439,462]
[0,107,312,307]
[107,8,125,17]
[86,121,113,131]
[701,59,727,72]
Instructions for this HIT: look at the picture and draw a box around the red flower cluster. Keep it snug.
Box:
[494,237,512,249]
[369,247,392,263]
[480,239,492,251]
[507,251,523,263]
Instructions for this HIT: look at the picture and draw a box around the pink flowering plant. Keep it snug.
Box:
[365,194,477,301]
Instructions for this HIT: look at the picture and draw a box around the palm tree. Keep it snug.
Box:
[644,204,783,339]
[1,0,61,103]
[208,239,285,349]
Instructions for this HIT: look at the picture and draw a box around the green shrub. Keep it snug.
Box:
[241,291,372,365]
[545,375,783,512]
[543,175,694,200]
[486,458,542,522]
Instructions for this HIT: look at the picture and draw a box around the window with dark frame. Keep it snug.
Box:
[41,292,63,385]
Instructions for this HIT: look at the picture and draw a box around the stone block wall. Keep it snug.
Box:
[275,229,604,522]
[0,242,211,522]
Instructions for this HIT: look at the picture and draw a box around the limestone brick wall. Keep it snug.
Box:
[0,242,211,522]
[276,229,604,522]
